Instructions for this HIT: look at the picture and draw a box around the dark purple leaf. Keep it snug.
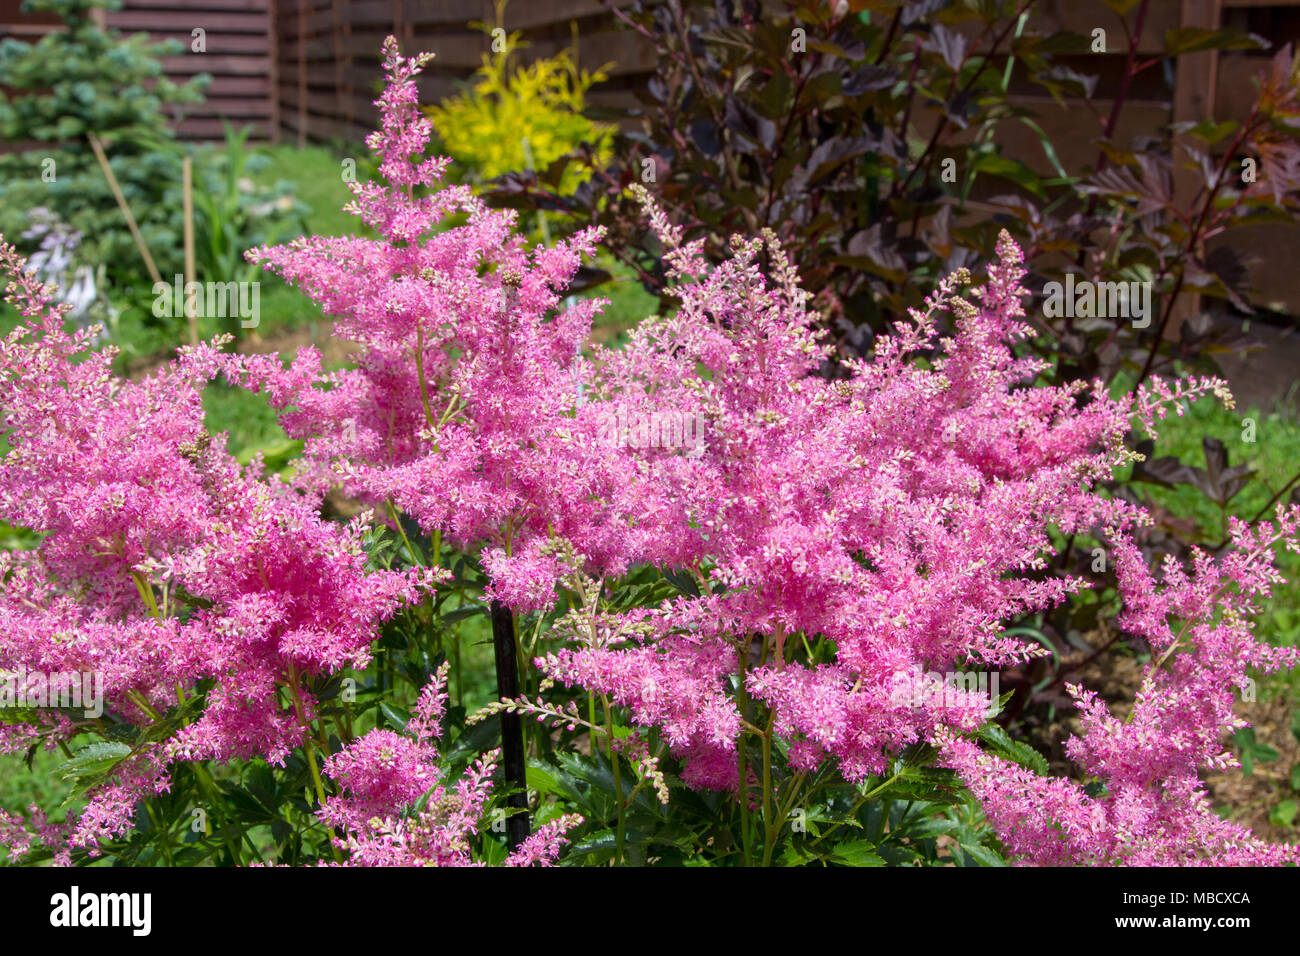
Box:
[843,64,896,96]
[926,24,968,72]
[690,120,722,157]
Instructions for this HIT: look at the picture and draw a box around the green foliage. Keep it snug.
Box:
[200,383,301,477]
[427,16,614,195]
[1234,727,1280,777]
[0,0,307,349]
[184,124,309,291]
[0,0,208,292]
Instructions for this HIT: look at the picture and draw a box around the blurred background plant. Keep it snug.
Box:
[427,0,615,205]
[117,122,310,342]
[491,0,1300,391]
[424,0,649,327]
[0,0,206,329]
[0,0,307,351]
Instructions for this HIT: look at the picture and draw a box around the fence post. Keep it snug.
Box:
[269,0,281,145]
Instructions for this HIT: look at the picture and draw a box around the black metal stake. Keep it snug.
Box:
[490,598,530,851]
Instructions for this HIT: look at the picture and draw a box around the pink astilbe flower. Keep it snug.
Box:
[0,801,70,865]
[221,37,657,610]
[0,238,431,855]
[319,730,437,821]
[547,201,1297,866]
[938,508,1300,866]
[319,665,579,866]
[67,751,171,853]
[177,36,1293,867]
[541,209,1164,787]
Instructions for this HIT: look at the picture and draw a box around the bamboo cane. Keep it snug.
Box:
[182,155,198,345]
[87,132,162,287]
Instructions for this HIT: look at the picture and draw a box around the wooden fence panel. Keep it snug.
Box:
[4,1,1300,316]
[106,0,276,141]
[0,0,275,142]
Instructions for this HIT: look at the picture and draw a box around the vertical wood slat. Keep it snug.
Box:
[343,0,355,136]
[296,0,307,147]
[331,0,344,147]
[103,1,276,142]
[269,0,281,144]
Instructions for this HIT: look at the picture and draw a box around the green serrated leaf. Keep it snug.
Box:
[829,839,884,866]
[526,762,562,796]
[960,843,1007,867]
[977,723,1049,775]
[58,741,131,782]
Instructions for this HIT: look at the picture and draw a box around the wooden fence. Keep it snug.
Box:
[4,0,1300,315]
[1,0,278,141]
[268,1,1298,170]
[113,0,278,140]
[271,0,653,145]
[5,0,1297,158]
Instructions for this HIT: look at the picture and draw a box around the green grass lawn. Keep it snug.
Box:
[254,144,366,240]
